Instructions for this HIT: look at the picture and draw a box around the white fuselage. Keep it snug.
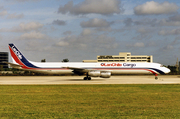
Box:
[19,61,170,75]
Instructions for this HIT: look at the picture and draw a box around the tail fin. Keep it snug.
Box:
[8,44,38,68]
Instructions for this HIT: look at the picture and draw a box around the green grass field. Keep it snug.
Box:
[0,85,180,118]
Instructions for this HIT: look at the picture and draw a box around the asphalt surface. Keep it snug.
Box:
[0,75,180,84]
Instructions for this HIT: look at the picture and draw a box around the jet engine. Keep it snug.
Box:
[88,70,100,77]
[100,71,111,78]
[88,70,111,78]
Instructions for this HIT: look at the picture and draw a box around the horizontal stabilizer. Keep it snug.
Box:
[3,62,23,68]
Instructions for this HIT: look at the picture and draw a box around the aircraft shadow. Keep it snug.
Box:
[50,79,105,82]
[65,79,105,81]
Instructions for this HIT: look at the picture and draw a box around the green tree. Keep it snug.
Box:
[41,59,46,62]
[167,65,178,75]
[0,65,3,71]
[62,58,69,62]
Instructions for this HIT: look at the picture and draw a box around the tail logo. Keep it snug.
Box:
[12,46,22,59]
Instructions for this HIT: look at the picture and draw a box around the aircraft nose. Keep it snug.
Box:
[165,67,171,74]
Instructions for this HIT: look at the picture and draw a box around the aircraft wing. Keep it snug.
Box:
[63,66,112,78]
[62,66,111,73]
[3,62,23,68]
[62,67,89,72]
[62,66,111,72]
[62,66,92,75]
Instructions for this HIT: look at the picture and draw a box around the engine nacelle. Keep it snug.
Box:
[100,71,111,78]
[88,70,111,78]
[88,70,100,77]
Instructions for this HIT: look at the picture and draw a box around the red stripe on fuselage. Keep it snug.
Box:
[25,68,157,74]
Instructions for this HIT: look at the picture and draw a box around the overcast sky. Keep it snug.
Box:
[1,0,180,65]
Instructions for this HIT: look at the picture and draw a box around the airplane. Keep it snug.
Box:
[6,43,170,80]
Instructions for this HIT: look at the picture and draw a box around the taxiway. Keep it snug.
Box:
[0,75,180,85]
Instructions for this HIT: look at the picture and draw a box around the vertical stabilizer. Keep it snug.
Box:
[8,44,38,68]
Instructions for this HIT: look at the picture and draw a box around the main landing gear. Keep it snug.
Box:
[155,74,158,80]
[84,73,91,80]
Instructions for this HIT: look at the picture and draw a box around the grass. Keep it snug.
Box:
[0,85,180,118]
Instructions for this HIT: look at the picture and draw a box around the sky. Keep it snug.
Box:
[1,0,180,65]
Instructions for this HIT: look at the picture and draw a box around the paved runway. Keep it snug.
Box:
[0,75,180,84]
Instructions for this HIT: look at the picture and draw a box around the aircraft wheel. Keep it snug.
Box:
[84,77,87,80]
[88,77,91,80]
[155,76,158,80]
[155,74,158,80]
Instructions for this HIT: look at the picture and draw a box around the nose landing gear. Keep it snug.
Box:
[155,74,158,80]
